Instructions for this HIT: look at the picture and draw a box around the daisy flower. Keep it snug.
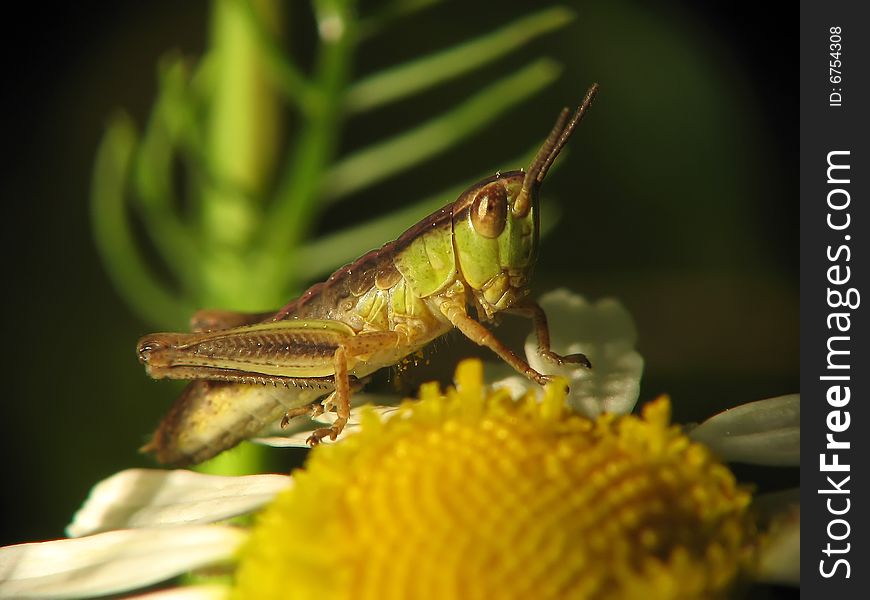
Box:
[0,291,799,599]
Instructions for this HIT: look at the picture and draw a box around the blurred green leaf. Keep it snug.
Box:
[321,58,562,203]
[91,114,194,328]
[132,58,202,291]
[346,6,574,113]
[356,0,445,40]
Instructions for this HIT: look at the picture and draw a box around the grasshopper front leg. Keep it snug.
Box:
[507,299,592,369]
[440,301,554,386]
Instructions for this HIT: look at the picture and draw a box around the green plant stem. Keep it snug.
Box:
[201,0,284,311]
[133,60,202,293]
[196,0,286,477]
[260,0,357,287]
[91,114,194,329]
[239,0,314,111]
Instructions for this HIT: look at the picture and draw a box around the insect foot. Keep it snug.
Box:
[539,349,592,369]
[306,426,341,446]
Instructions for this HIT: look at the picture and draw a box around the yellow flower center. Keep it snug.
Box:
[234,360,755,599]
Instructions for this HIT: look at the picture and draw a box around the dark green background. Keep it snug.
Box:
[2,3,797,587]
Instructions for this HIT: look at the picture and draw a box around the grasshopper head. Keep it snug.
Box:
[451,85,599,318]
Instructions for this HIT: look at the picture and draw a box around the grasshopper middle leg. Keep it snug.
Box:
[305,331,402,445]
[306,346,352,445]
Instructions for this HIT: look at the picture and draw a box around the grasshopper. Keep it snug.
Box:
[138,84,599,466]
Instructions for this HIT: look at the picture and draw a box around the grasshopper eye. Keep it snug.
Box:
[470,183,508,238]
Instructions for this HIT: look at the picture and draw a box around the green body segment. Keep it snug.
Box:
[392,218,457,298]
[452,217,501,289]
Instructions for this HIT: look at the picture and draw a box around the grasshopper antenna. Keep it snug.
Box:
[513,83,599,217]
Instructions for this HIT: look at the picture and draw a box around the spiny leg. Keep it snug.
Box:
[508,300,591,368]
[441,301,552,386]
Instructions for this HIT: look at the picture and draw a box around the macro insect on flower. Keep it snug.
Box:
[136,85,600,466]
[0,353,800,599]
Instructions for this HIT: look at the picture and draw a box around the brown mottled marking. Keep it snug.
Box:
[349,267,377,297]
[375,262,402,290]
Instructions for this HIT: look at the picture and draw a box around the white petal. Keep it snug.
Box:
[0,525,245,600]
[253,405,402,447]
[255,393,401,437]
[490,374,533,398]
[253,433,320,448]
[67,469,292,538]
[254,423,361,448]
[309,403,401,427]
[525,290,643,417]
[126,584,230,600]
[689,394,799,466]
